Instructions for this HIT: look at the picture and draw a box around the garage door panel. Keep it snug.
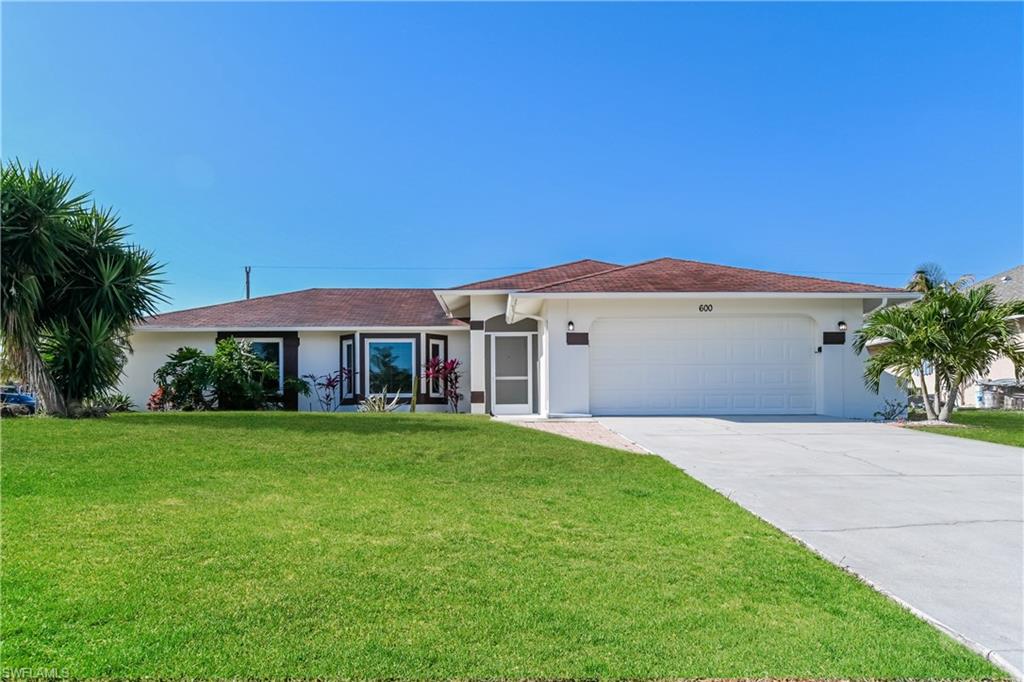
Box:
[590,317,816,415]
[732,368,757,385]
[733,394,757,410]
[789,394,815,410]
[732,340,758,362]
[789,367,813,384]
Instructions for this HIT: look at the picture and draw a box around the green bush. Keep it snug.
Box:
[152,338,284,411]
[153,347,214,410]
[211,338,280,410]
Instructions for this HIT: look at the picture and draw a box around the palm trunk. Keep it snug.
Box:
[17,344,66,416]
[932,368,946,418]
[938,374,962,422]
[919,363,937,421]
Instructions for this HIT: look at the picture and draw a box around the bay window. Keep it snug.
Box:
[364,337,416,397]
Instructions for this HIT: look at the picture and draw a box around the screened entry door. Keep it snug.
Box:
[490,333,533,415]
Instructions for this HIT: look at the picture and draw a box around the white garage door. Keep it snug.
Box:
[589,317,816,415]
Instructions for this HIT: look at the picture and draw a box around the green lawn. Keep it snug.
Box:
[1,413,1002,680]
[916,409,1024,447]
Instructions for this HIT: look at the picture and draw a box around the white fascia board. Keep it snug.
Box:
[432,290,456,318]
[136,325,470,333]
[432,289,513,296]
[510,291,919,301]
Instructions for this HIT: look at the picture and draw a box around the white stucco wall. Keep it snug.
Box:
[120,329,471,413]
[538,297,901,419]
[297,329,471,412]
[119,332,218,409]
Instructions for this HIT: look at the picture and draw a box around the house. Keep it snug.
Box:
[958,265,1024,408]
[121,257,916,418]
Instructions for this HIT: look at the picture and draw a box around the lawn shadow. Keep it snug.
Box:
[113,412,482,437]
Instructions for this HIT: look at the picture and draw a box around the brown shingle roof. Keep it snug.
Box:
[453,259,620,290]
[141,289,465,329]
[524,258,906,294]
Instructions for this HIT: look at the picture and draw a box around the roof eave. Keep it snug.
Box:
[136,323,469,333]
[510,291,918,300]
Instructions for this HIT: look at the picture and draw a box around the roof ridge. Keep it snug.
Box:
[453,258,620,290]
[660,257,906,291]
[522,257,667,292]
[525,256,903,293]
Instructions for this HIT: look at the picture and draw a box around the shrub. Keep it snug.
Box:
[153,346,215,410]
[92,392,135,412]
[147,386,169,411]
[211,338,280,409]
[358,388,401,413]
[301,370,354,412]
[873,398,908,422]
[152,339,286,411]
[423,357,464,413]
[1,404,32,418]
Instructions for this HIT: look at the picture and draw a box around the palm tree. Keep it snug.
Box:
[853,302,942,420]
[1,162,87,413]
[1,161,165,414]
[854,271,1024,422]
[930,283,1024,421]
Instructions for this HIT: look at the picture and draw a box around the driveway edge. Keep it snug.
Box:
[725,491,1021,679]
[598,422,1023,681]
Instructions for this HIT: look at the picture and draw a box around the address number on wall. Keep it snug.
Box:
[698,304,714,312]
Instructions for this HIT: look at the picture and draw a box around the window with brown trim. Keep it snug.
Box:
[426,334,448,399]
[363,336,418,397]
[340,334,356,401]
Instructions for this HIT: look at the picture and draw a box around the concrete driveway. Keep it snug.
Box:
[599,416,1023,677]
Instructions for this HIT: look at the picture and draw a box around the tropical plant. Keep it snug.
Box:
[151,339,290,411]
[284,376,312,407]
[210,337,281,409]
[153,346,215,410]
[146,386,169,411]
[358,387,401,412]
[873,398,908,422]
[301,369,353,412]
[1,161,165,415]
[854,268,1024,422]
[90,392,135,412]
[926,283,1024,420]
[423,356,464,412]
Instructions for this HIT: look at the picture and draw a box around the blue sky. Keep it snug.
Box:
[4,2,1021,311]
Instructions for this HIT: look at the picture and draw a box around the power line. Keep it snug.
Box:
[244,264,1000,278]
[248,265,541,271]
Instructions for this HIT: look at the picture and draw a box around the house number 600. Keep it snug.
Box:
[698,304,713,312]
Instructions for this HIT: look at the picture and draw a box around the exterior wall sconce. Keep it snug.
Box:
[837,321,848,331]
[567,321,575,331]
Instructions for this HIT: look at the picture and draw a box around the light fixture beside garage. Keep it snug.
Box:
[567,320,575,331]
[837,321,848,331]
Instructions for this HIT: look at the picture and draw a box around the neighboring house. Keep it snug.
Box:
[121,257,915,418]
[950,265,1024,409]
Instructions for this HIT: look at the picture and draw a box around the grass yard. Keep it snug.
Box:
[916,409,1024,447]
[1,413,1003,680]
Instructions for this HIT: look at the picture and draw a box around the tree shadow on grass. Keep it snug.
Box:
[113,411,487,437]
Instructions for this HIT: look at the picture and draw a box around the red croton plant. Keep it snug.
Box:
[423,357,463,413]
[302,368,355,412]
